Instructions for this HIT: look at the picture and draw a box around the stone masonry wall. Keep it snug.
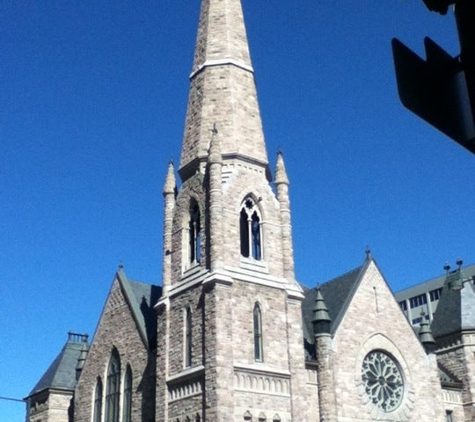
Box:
[74,277,155,422]
[331,261,445,422]
[437,334,475,421]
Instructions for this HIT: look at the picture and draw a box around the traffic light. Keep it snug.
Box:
[392,0,475,154]
[421,0,454,15]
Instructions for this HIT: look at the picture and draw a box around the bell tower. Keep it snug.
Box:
[156,1,307,420]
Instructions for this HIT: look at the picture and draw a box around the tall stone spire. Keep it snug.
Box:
[179,0,268,181]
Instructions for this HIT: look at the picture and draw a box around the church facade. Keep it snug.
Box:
[26,0,475,421]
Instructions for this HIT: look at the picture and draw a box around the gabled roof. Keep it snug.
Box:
[302,259,369,345]
[27,334,88,397]
[431,278,475,338]
[116,268,161,350]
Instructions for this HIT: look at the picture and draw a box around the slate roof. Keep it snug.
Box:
[431,276,475,338]
[27,334,88,397]
[116,268,161,350]
[301,262,367,345]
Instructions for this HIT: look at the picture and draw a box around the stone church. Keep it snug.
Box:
[26,0,475,421]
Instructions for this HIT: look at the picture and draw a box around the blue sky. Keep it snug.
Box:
[1,0,474,420]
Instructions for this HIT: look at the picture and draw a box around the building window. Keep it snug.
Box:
[399,301,407,312]
[105,349,120,422]
[122,365,132,422]
[184,307,192,368]
[93,377,103,422]
[361,350,404,412]
[409,293,427,309]
[240,198,262,260]
[430,288,442,302]
[446,410,453,422]
[189,202,201,264]
[253,303,263,361]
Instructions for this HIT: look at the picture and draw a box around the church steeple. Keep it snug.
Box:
[157,3,307,421]
[179,0,268,181]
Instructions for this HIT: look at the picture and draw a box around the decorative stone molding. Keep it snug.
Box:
[443,389,463,404]
[354,333,415,421]
[168,379,202,402]
[234,365,291,396]
[167,365,204,402]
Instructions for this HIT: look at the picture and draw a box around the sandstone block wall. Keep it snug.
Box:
[331,261,446,422]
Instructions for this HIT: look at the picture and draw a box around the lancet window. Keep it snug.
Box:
[189,201,201,264]
[184,307,192,368]
[105,349,120,422]
[93,377,103,422]
[253,303,263,361]
[122,365,132,422]
[240,198,262,260]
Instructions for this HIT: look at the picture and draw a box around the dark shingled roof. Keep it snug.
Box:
[28,335,88,397]
[302,262,367,345]
[431,277,475,339]
[115,268,161,350]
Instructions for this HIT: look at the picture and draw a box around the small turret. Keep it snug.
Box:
[163,161,177,196]
[207,127,224,272]
[275,151,294,279]
[162,162,176,294]
[312,289,331,337]
[418,313,436,354]
[274,151,289,186]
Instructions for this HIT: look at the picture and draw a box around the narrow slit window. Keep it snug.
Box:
[240,208,250,257]
[123,365,132,422]
[93,378,103,422]
[253,303,263,361]
[189,203,201,264]
[251,212,261,260]
[185,308,192,368]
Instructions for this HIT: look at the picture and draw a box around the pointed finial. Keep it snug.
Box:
[163,161,176,195]
[208,125,222,164]
[312,289,331,336]
[418,311,435,353]
[365,247,372,259]
[274,150,289,185]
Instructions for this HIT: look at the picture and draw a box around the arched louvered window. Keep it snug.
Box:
[122,365,132,422]
[240,198,262,260]
[184,307,192,368]
[105,349,120,422]
[253,303,263,361]
[93,377,103,422]
[189,201,201,264]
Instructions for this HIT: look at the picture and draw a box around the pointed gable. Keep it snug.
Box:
[115,268,161,350]
[308,256,446,421]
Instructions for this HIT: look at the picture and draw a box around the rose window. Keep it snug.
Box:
[361,350,404,412]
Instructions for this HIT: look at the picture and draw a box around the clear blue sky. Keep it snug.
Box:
[1,1,473,420]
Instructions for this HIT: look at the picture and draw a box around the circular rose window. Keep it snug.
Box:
[361,350,404,412]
